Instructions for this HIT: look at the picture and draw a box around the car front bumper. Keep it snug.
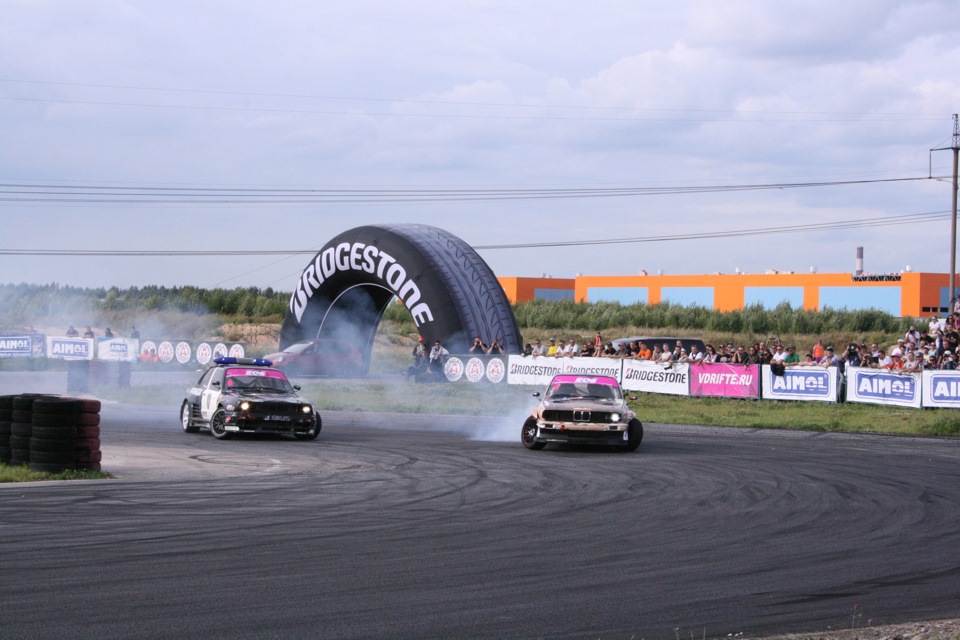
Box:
[533,422,631,446]
[223,412,317,435]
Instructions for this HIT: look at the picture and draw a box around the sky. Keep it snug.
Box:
[1,0,959,292]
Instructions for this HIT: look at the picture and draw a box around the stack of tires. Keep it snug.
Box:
[0,395,13,464]
[29,398,82,474]
[9,394,53,467]
[74,399,102,472]
[0,395,103,474]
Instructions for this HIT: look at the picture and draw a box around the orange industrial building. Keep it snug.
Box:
[498,271,960,318]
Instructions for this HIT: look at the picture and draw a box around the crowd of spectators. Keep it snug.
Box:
[518,313,960,372]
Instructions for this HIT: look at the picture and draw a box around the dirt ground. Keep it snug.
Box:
[749,618,960,639]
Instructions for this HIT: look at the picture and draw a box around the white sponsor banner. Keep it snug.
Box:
[559,356,624,382]
[0,335,35,358]
[46,336,94,360]
[761,365,838,403]
[621,360,690,396]
[846,367,921,408]
[922,369,960,408]
[507,355,565,386]
[96,338,139,362]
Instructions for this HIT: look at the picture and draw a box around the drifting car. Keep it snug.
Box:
[263,339,364,377]
[522,374,642,451]
[180,357,320,440]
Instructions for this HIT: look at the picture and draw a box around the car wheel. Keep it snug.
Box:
[294,417,322,441]
[209,409,231,440]
[625,418,643,452]
[521,417,545,450]
[181,401,199,433]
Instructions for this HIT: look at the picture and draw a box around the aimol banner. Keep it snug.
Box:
[0,335,36,358]
[97,338,139,362]
[846,367,921,408]
[761,365,839,403]
[621,360,689,396]
[46,336,94,361]
[922,369,960,408]
[689,363,760,399]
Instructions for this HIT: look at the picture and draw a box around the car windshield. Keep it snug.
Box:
[282,342,312,354]
[225,368,294,393]
[546,376,623,401]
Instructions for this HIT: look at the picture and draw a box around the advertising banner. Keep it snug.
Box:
[96,338,139,362]
[846,367,921,408]
[559,356,623,382]
[444,355,508,383]
[689,363,760,399]
[621,360,690,396]
[506,356,623,386]
[922,369,960,408]
[760,365,839,403]
[507,355,566,386]
[46,336,94,360]
[0,334,36,358]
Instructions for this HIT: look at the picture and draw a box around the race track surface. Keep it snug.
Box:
[1,380,959,639]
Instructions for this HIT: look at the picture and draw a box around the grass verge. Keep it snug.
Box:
[0,464,111,483]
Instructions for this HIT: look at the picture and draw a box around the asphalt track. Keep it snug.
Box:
[1,374,959,639]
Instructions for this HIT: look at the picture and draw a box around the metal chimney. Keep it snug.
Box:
[855,247,864,276]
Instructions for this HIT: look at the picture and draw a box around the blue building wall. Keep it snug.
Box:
[534,288,575,301]
[586,287,648,305]
[744,286,804,309]
[819,286,901,315]
[661,287,714,308]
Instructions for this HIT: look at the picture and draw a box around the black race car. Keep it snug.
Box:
[180,357,320,440]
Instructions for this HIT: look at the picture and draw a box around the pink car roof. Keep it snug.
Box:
[550,375,618,387]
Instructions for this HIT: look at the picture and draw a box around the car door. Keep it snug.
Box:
[200,367,225,421]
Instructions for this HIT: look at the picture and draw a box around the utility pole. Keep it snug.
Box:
[930,114,960,311]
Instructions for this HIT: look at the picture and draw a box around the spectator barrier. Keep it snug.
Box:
[0,334,246,365]
[846,367,922,408]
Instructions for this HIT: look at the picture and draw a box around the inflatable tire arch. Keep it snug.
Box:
[281,224,522,371]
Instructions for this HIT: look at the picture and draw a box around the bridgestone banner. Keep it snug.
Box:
[846,367,922,408]
[689,363,760,399]
[507,356,622,386]
[621,360,690,395]
[921,369,960,408]
[760,365,839,403]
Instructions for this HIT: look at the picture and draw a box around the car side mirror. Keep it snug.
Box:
[211,381,221,388]
[629,395,637,401]
[294,385,301,391]
[531,392,541,397]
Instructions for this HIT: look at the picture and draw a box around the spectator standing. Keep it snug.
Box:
[687,345,703,363]
[546,338,559,357]
[486,338,505,355]
[783,346,801,366]
[702,345,718,363]
[130,326,140,340]
[104,328,114,338]
[469,337,487,353]
[428,340,448,372]
[530,339,547,356]
[82,326,95,339]
[636,342,652,360]
[65,325,79,337]
[943,351,957,370]
[812,340,825,362]
[770,345,788,363]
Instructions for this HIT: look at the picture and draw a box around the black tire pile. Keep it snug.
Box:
[0,394,103,474]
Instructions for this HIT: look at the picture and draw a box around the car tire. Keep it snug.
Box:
[181,402,199,434]
[624,418,643,452]
[209,409,230,440]
[294,417,322,441]
[521,417,545,450]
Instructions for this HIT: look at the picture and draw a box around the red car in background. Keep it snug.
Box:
[264,339,364,377]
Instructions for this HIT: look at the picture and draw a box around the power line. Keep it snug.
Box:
[0,209,948,256]
[0,176,938,205]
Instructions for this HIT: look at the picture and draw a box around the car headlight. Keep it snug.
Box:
[240,401,251,411]
[609,412,621,423]
[301,405,313,414]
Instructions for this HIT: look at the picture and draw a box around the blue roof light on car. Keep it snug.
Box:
[214,357,274,367]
